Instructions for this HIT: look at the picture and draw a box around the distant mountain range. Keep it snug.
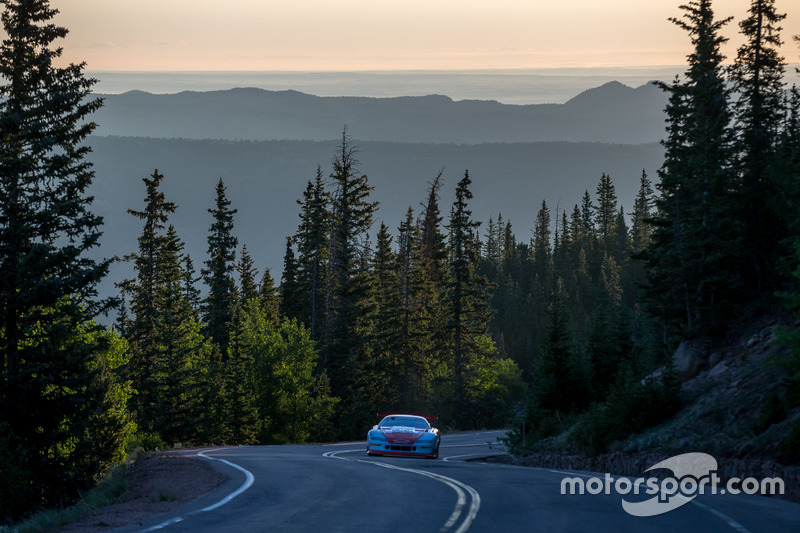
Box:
[92,81,668,144]
[84,80,671,306]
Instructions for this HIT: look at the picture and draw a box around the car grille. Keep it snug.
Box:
[389,445,413,451]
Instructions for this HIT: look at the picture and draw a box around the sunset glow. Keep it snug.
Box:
[58,0,800,71]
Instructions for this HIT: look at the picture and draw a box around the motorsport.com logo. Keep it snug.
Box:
[560,452,785,517]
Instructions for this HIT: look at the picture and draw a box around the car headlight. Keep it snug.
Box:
[417,433,436,442]
[370,432,387,442]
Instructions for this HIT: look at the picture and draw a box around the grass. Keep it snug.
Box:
[6,449,145,533]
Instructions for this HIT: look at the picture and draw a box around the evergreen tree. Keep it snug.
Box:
[588,253,631,399]
[119,170,176,431]
[324,128,378,435]
[594,173,619,256]
[122,175,209,445]
[631,169,655,257]
[580,190,595,232]
[554,209,570,274]
[397,207,436,408]
[776,85,800,242]
[419,169,447,283]
[730,0,788,296]
[258,268,281,325]
[280,236,302,320]
[237,244,259,304]
[226,299,263,445]
[445,171,492,423]
[294,167,330,339]
[367,222,403,408]
[417,171,450,400]
[0,0,124,517]
[202,178,238,355]
[532,200,553,287]
[152,226,210,445]
[614,207,631,268]
[533,278,574,413]
[183,254,202,316]
[645,0,739,338]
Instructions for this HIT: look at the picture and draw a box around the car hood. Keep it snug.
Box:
[378,426,429,445]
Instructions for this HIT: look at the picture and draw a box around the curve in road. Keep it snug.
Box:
[323,448,480,533]
[125,430,800,533]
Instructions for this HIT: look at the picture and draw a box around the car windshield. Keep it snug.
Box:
[379,416,430,429]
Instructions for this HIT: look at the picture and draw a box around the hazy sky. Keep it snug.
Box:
[57,0,800,71]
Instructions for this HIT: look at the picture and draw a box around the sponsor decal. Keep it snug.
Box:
[559,452,785,517]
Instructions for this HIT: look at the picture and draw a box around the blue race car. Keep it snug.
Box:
[366,413,440,459]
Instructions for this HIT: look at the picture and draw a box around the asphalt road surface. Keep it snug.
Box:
[118,430,800,532]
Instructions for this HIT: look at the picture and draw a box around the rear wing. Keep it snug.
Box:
[377,412,438,423]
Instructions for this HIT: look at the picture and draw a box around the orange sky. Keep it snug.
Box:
[56,0,800,71]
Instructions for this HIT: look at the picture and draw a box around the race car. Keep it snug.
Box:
[366,413,440,459]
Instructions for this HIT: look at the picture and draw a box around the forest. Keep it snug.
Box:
[2,0,800,523]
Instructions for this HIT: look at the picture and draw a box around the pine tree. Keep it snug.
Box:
[645,0,739,337]
[119,170,176,431]
[532,200,553,287]
[631,169,655,257]
[202,178,238,355]
[294,167,330,339]
[226,299,263,445]
[324,128,378,435]
[644,77,694,337]
[396,207,433,408]
[730,0,788,296]
[445,171,492,424]
[0,0,123,516]
[419,169,447,283]
[280,236,302,321]
[121,174,209,445]
[417,171,450,401]
[237,244,259,304]
[614,207,630,267]
[589,253,631,399]
[183,254,202,316]
[529,200,553,365]
[152,226,210,445]
[368,222,402,408]
[594,173,619,256]
[580,190,595,232]
[258,268,281,325]
[776,86,800,242]
[533,278,574,413]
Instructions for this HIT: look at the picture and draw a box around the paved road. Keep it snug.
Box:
[121,430,800,532]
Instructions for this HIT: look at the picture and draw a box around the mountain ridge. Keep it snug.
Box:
[92,81,668,144]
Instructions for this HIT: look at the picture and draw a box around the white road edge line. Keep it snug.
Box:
[545,467,752,533]
[323,449,481,533]
[141,447,255,532]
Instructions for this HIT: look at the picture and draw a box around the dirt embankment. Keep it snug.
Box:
[59,452,228,532]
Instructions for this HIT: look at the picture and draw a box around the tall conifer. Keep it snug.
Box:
[0,1,129,514]
[324,128,378,434]
[202,178,238,354]
[645,0,738,337]
[731,0,788,295]
[295,167,330,338]
[445,171,491,422]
